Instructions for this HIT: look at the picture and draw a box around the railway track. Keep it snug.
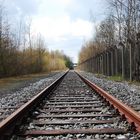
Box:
[0,72,65,122]
[79,72,140,114]
[0,71,140,139]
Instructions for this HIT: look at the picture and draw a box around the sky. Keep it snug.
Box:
[4,0,108,63]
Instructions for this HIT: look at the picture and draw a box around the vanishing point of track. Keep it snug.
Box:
[0,71,140,140]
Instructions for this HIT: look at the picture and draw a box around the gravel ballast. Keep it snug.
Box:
[79,71,140,112]
[12,71,140,140]
[0,71,65,121]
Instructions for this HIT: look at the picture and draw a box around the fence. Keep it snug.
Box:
[78,43,140,81]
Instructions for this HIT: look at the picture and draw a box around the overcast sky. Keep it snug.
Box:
[4,0,108,63]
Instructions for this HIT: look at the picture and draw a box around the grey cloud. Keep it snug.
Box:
[47,35,84,63]
[67,0,107,21]
[5,0,40,16]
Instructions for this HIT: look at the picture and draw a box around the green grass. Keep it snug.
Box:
[94,73,105,78]
[107,75,123,82]
[94,73,123,82]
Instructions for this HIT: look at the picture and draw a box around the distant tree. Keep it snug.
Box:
[63,55,73,69]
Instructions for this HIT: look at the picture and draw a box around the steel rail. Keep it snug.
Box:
[0,70,68,138]
[76,71,140,133]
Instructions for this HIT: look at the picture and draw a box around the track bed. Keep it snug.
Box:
[10,71,140,140]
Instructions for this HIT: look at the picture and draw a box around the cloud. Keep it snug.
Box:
[5,0,40,16]
[31,14,93,63]
[47,35,84,63]
[26,0,96,63]
[70,19,93,37]
[38,0,73,17]
[32,16,93,41]
[64,0,108,22]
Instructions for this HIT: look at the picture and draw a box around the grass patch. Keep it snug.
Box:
[0,70,64,89]
[94,73,123,82]
[0,72,51,89]
[107,75,123,82]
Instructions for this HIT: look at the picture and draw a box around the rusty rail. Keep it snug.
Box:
[0,70,68,138]
[76,71,140,133]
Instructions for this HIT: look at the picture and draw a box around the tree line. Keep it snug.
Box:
[78,0,140,81]
[0,3,72,78]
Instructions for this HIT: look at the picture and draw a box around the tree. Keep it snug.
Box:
[63,55,73,69]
